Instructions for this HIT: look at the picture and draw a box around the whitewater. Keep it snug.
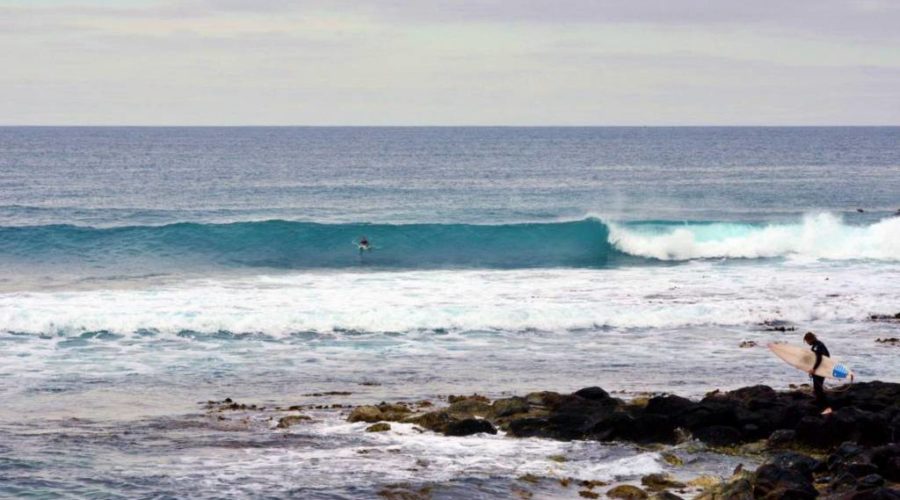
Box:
[1,126,898,498]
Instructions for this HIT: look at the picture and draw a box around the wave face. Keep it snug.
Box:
[1,214,897,273]
[0,219,618,270]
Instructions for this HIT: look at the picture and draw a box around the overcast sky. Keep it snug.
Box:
[2,0,899,125]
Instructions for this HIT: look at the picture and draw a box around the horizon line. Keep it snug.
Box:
[2,124,900,128]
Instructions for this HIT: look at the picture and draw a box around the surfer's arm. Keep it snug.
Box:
[811,344,823,372]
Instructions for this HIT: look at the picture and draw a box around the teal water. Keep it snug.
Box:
[1,127,899,498]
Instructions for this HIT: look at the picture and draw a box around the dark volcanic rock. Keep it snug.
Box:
[770,452,821,478]
[868,444,900,481]
[444,418,496,436]
[753,463,818,499]
[694,425,741,447]
[502,382,899,451]
[644,395,696,415]
[767,429,797,449]
[490,397,530,417]
[574,386,612,402]
[342,382,900,500]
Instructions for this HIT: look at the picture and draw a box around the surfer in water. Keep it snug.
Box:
[357,236,371,254]
[804,332,833,415]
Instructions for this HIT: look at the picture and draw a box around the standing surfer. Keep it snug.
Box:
[804,332,833,415]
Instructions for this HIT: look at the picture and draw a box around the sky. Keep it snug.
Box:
[1,0,899,125]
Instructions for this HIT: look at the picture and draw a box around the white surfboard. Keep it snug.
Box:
[768,343,854,380]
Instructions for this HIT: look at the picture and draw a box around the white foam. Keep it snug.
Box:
[609,213,900,261]
[1,260,898,336]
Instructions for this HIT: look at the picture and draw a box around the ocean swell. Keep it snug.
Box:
[0,214,897,273]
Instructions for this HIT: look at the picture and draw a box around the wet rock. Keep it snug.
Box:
[753,463,817,499]
[491,397,530,417]
[506,417,549,438]
[444,418,496,436]
[767,429,796,448]
[644,395,695,416]
[694,425,741,447]
[606,484,649,499]
[695,473,753,500]
[770,452,821,477]
[377,403,413,421]
[869,313,900,322]
[858,489,900,499]
[650,492,683,500]
[845,462,880,478]
[275,414,311,428]
[347,405,383,423]
[830,471,860,493]
[640,473,686,491]
[574,386,612,402]
[365,423,391,432]
[578,491,599,499]
[739,340,757,348]
[579,480,608,489]
[875,337,899,345]
[347,403,411,423]
[378,483,432,499]
[446,397,492,418]
[405,410,453,433]
[614,413,677,444]
[857,473,885,489]
[868,444,900,481]
[447,393,489,404]
[660,452,683,466]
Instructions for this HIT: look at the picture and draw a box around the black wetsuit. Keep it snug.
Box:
[810,340,830,410]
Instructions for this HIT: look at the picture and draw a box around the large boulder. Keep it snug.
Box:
[490,397,530,418]
[753,463,817,499]
[694,425,742,447]
[347,405,383,423]
[444,418,496,436]
[868,444,900,482]
[644,395,696,416]
[769,452,822,479]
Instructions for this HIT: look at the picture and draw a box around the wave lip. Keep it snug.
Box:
[609,213,900,262]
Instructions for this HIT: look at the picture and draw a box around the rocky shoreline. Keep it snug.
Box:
[336,382,899,499]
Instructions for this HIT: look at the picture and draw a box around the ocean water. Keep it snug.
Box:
[1,127,899,498]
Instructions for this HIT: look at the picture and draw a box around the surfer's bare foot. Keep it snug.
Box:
[821,407,833,415]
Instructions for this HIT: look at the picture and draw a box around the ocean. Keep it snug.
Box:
[1,126,899,498]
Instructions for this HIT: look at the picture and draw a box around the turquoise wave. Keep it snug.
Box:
[0,219,626,269]
[3,215,895,271]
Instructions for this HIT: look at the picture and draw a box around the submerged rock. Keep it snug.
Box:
[640,473,686,491]
[347,403,412,423]
[275,414,311,428]
[606,484,649,499]
[365,423,391,432]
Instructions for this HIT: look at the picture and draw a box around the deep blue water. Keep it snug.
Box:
[2,127,899,228]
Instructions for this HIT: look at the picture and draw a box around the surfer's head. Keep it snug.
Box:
[803,332,817,344]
